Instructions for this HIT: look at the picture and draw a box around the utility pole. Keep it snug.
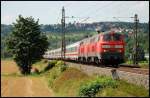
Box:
[133,14,139,65]
[61,6,65,60]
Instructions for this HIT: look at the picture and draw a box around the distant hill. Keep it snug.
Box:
[1,22,149,35]
[1,22,149,58]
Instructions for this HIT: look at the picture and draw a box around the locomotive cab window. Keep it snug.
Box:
[113,33,121,41]
[103,34,111,41]
[103,33,121,41]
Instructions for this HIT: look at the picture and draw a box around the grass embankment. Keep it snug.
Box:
[40,60,149,97]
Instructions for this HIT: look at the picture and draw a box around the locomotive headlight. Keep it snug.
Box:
[115,45,123,48]
[104,50,107,52]
[102,45,111,48]
[117,50,122,52]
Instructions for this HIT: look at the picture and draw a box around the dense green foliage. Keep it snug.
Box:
[78,76,117,97]
[5,15,49,74]
[44,60,57,72]
[56,61,67,72]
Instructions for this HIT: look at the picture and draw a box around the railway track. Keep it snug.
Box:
[118,67,149,75]
[64,61,149,75]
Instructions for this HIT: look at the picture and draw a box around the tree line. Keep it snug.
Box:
[1,21,149,59]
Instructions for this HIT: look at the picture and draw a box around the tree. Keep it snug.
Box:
[6,15,49,75]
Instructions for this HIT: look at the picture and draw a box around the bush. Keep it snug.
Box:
[97,77,117,88]
[42,59,48,63]
[47,60,67,88]
[78,76,117,97]
[79,80,102,97]
[56,61,67,72]
[44,60,58,71]
[49,60,58,65]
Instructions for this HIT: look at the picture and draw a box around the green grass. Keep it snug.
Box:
[138,60,149,68]
[96,80,149,97]
[123,60,149,69]
[51,67,90,97]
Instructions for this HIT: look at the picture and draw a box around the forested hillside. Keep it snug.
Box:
[1,22,149,59]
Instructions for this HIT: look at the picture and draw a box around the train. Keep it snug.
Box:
[43,31,125,67]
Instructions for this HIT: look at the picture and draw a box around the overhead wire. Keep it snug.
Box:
[77,1,116,23]
[77,1,138,23]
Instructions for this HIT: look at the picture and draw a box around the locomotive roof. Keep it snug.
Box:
[101,31,123,35]
[66,41,80,48]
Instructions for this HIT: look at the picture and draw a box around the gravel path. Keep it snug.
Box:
[1,60,54,97]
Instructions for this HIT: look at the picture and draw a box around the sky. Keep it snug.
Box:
[1,1,149,25]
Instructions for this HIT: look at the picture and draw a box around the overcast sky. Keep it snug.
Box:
[1,1,149,25]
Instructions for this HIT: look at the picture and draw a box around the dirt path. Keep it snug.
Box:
[1,60,54,97]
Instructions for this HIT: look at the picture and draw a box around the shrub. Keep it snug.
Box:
[44,60,57,71]
[60,63,67,72]
[79,80,102,97]
[56,61,67,72]
[78,76,117,97]
[43,59,48,63]
[49,60,58,66]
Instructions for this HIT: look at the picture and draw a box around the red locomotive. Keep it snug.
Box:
[43,31,125,67]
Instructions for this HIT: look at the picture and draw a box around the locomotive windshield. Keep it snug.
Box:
[103,33,121,41]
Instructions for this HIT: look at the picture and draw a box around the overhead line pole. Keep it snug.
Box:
[61,7,90,60]
[61,6,65,60]
[134,14,139,65]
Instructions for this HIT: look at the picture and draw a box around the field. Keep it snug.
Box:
[1,60,54,97]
